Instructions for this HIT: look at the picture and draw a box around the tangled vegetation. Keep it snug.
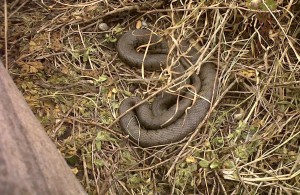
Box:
[1,0,299,194]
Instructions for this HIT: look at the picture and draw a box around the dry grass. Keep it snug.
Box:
[1,0,299,194]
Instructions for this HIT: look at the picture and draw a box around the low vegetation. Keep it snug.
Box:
[1,0,299,194]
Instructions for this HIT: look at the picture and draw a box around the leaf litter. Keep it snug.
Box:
[1,0,299,194]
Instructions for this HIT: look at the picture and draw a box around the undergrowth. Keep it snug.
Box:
[1,0,299,194]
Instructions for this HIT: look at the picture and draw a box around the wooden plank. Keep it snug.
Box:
[0,61,87,195]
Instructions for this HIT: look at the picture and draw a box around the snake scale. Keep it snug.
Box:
[117,29,217,147]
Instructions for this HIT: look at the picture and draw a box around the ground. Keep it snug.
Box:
[0,0,299,194]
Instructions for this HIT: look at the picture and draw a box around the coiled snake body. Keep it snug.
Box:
[117,29,217,147]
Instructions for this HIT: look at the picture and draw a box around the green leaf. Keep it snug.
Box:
[95,131,116,151]
[223,160,235,169]
[121,151,136,166]
[246,0,277,11]
[210,160,220,169]
[95,131,115,142]
[235,145,249,160]
[95,140,102,151]
[263,0,277,10]
[94,159,105,168]
[199,160,210,168]
[97,75,108,83]
[105,34,117,43]
[212,137,224,147]
[65,155,80,166]
[129,174,141,184]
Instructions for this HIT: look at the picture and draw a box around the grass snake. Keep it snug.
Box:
[117,29,217,147]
